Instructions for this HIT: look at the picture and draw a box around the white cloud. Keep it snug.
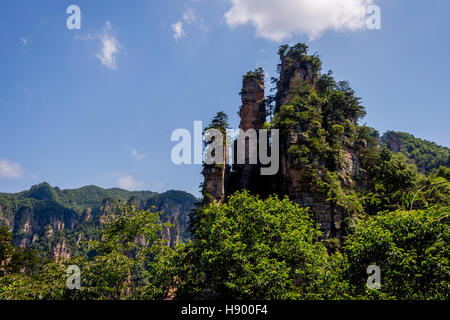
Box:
[131,149,145,160]
[172,21,186,41]
[96,21,122,69]
[224,0,374,41]
[0,159,24,179]
[117,175,144,190]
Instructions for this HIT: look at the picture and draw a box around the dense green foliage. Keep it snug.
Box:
[360,146,450,214]
[344,206,449,299]
[0,202,174,300]
[0,226,39,277]
[272,46,365,174]
[173,191,349,299]
[243,67,265,82]
[172,192,449,300]
[1,192,448,300]
[74,201,174,300]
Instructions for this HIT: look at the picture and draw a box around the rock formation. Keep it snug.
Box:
[275,44,317,113]
[230,70,266,192]
[383,131,403,153]
[52,240,71,262]
[202,44,369,239]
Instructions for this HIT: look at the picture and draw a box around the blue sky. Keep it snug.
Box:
[0,0,449,196]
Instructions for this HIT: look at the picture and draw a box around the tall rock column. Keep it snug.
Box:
[240,71,266,131]
[231,70,266,192]
[274,45,344,239]
[202,111,232,204]
[275,46,318,199]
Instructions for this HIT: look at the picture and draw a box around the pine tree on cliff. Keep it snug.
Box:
[202,111,230,203]
[191,112,231,235]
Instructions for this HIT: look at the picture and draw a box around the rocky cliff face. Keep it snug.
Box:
[383,131,403,153]
[12,204,78,249]
[82,207,92,222]
[99,198,115,224]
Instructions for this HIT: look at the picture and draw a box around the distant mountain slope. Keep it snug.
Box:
[382,131,450,173]
[0,183,197,262]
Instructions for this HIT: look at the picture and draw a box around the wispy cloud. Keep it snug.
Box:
[131,149,145,160]
[171,8,208,42]
[116,175,144,190]
[171,21,186,41]
[0,158,24,179]
[97,21,122,69]
[183,8,197,24]
[76,21,123,70]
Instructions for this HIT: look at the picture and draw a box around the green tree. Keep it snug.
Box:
[0,202,174,300]
[206,111,230,202]
[174,191,349,300]
[193,112,231,234]
[0,226,14,276]
[79,201,173,300]
[343,206,450,300]
[0,226,39,277]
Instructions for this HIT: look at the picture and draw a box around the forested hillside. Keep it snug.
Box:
[382,131,449,173]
